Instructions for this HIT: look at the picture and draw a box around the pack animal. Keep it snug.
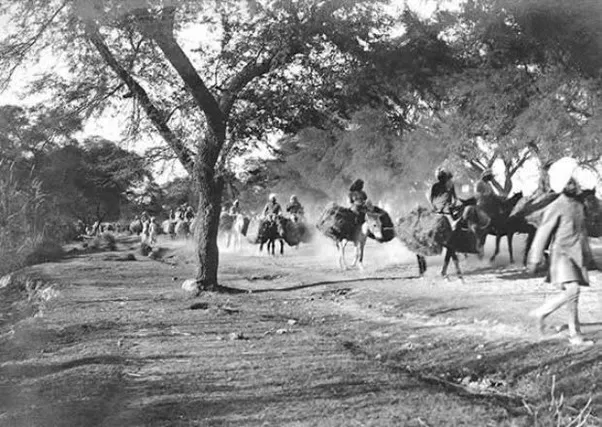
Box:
[317,204,394,270]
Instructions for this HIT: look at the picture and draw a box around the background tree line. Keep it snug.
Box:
[1,0,602,287]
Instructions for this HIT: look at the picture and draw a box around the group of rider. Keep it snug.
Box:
[225,194,306,222]
[344,171,496,257]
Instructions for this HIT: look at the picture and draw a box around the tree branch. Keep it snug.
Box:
[0,1,68,90]
[82,18,194,175]
[133,7,226,163]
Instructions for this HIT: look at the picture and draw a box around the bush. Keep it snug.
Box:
[0,234,65,277]
[89,232,117,251]
[24,239,65,265]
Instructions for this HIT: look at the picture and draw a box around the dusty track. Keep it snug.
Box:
[1,235,602,426]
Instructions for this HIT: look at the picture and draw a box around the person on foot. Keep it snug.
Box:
[527,157,595,346]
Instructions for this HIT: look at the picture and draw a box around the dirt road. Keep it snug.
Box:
[1,235,601,426]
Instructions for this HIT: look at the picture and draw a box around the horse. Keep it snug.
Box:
[316,204,394,270]
[258,217,284,256]
[396,203,490,280]
[162,219,176,239]
[489,188,602,265]
[479,191,524,264]
[228,214,250,250]
[218,213,249,250]
[175,218,191,239]
[129,218,143,235]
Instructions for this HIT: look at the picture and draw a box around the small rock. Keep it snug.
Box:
[172,277,178,281]
[229,332,245,340]
[375,354,382,360]
[287,319,297,326]
[38,286,60,301]
[275,328,288,334]
[0,274,12,289]
[190,302,209,310]
[476,354,483,360]
[181,279,199,297]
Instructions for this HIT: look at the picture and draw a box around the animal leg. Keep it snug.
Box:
[523,230,535,266]
[357,238,366,270]
[451,250,464,282]
[441,248,452,279]
[340,241,348,270]
[417,254,427,276]
[507,233,514,264]
[490,234,501,263]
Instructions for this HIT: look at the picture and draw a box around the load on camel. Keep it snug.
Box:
[396,201,489,280]
[316,203,395,270]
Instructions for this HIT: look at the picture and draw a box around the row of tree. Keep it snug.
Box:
[2,0,602,289]
[0,104,198,275]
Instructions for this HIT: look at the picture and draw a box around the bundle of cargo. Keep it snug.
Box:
[316,203,359,241]
[396,206,452,256]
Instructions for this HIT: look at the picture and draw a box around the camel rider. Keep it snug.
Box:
[348,179,369,223]
[286,195,305,221]
[228,199,241,216]
[263,194,282,220]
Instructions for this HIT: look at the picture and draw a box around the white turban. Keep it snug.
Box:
[573,166,598,191]
[548,157,578,193]
[548,157,598,193]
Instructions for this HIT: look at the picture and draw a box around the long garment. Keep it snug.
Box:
[430,180,459,217]
[528,193,593,288]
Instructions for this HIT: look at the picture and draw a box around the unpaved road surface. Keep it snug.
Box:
[2,235,602,426]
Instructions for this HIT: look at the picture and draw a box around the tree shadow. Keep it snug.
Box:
[249,276,408,293]
[3,355,128,379]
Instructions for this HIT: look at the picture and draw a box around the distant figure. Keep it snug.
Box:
[263,194,282,219]
[430,168,460,219]
[286,195,305,221]
[537,160,554,194]
[475,169,497,199]
[348,179,368,223]
[185,205,195,221]
[140,211,150,224]
[229,199,241,216]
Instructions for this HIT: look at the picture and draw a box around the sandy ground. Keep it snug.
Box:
[1,233,602,426]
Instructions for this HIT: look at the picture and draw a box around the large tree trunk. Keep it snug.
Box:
[193,156,224,291]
